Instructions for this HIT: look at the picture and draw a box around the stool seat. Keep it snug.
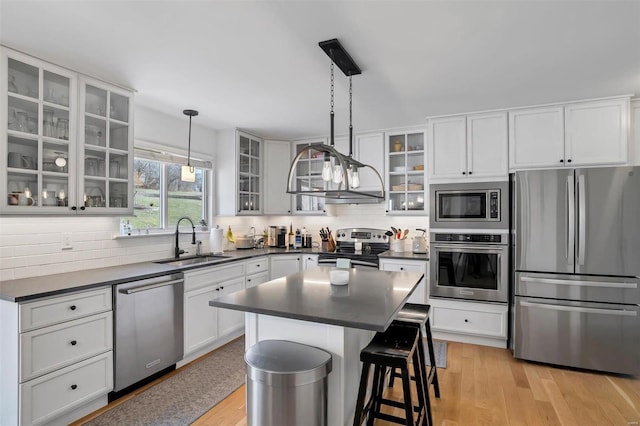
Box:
[396,303,431,324]
[361,324,421,368]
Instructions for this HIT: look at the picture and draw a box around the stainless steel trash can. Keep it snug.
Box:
[245,340,333,426]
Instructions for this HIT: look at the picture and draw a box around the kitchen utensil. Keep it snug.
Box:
[235,235,254,249]
[385,230,394,237]
[391,226,398,235]
[412,228,427,254]
[402,229,409,239]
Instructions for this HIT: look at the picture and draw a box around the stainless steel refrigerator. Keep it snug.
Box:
[513,167,640,375]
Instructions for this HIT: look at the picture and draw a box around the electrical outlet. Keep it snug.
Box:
[61,233,73,250]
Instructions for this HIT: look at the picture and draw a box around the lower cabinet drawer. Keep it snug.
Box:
[246,257,269,275]
[20,351,113,426]
[20,312,113,382]
[431,304,507,338]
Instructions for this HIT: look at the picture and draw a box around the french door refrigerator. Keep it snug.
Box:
[513,166,640,375]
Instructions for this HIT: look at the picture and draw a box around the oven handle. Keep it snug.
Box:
[519,300,637,317]
[431,244,506,253]
[119,279,184,295]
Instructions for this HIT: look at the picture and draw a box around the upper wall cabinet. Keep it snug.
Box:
[428,112,508,183]
[509,97,629,170]
[353,132,385,192]
[386,129,427,214]
[216,129,263,216]
[631,99,640,166]
[1,47,134,215]
[290,138,326,215]
[263,139,291,215]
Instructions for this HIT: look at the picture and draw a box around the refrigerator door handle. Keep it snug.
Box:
[520,276,638,289]
[567,174,575,266]
[577,173,586,266]
[519,300,637,317]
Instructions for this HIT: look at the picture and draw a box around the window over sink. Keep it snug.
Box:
[123,150,211,234]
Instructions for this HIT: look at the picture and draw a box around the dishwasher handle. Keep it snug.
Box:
[119,278,184,295]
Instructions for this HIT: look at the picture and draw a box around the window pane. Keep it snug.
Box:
[131,159,161,229]
[167,164,204,226]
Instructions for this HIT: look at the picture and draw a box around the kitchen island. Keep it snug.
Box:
[209,266,424,426]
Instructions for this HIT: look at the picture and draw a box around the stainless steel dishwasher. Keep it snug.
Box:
[113,272,184,392]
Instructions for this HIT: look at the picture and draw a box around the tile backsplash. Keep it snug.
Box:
[0,203,429,281]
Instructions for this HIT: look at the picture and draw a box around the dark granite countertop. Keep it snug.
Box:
[209,266,424,332]
[0,247,427,303]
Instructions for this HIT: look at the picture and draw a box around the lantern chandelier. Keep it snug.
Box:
[286,39,384,204]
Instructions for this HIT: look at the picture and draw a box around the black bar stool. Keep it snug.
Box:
[353,324,428,426]
[388,304,440,426]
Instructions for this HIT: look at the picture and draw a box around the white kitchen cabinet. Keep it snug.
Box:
[183,262,246,357]
[263,139,292,215]
[508,105,565,169]
[353,132,385,192]
[270,254,301,280]
[216,129,263,215]
[509,97,630,170]
[428,112,508,183]
[1,47,134,215]
[246,271,270,288]
[291,138,327,214]
[302,254,318,270]
[564,98,628,166]
[0,287,113,426]
[631,99,640,165]
[429,298,508,348]
[379,258,428,304]
[385,129,427,214]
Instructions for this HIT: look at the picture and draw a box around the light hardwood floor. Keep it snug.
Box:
[194,340,640,426]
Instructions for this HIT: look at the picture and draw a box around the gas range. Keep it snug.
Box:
[318,228,389,268]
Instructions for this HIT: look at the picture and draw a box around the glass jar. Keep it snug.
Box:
[56,118,69,140]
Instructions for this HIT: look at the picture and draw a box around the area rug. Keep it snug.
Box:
[425,340,447,369]
[84,338,245,426]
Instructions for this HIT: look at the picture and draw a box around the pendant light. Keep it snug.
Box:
[286,38,385,204]
[181,109,198,182]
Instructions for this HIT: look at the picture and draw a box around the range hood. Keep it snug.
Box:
[286,144,385,204]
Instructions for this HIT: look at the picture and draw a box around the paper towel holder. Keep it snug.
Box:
[210,225,224,254]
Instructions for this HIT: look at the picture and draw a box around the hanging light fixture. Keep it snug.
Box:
[181,109,199,182]
[286,38,384,204]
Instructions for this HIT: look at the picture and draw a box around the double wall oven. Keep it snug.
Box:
[429,181,510,303]
[317,228,389,269]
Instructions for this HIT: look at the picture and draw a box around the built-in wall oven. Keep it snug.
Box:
[430,181,509,230]
[317,228,389,269]
[430,233,509,303]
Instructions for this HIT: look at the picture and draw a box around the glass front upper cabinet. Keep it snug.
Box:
[3,50,77,213]
[292,140,326,214]
[385,130,427,215]
[238,131,261,214]
[79,77,133,213]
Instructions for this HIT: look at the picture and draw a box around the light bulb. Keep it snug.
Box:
[351,169,360,188]
[332,164,343,184]
[181,165,196,182]
[24,187,31,198]
[321,160,333,182]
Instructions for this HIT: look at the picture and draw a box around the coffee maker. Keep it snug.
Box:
[268,226,287,248]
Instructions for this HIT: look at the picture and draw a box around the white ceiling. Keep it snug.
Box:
[1,1,639,140]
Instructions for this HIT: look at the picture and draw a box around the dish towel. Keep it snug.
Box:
[336,258,351,269]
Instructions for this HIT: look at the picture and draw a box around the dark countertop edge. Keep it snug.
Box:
[209,299,390,332]
[379,251,429,261]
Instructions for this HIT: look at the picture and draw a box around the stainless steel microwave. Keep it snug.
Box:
[429,181,509,230]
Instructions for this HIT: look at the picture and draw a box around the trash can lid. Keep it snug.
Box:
[245,340,332,385]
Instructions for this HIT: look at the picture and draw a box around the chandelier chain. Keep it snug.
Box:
[330,60,334,113]
[349,75,353,127]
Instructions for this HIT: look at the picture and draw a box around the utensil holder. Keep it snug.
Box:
[391,239,404,252]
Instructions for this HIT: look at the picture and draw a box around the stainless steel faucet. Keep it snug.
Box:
[175,216,196,258]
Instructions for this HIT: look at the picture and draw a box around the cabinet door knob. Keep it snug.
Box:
[567,159,572,163]
[560,159,564,163]
[80,206,86,211]
[462,171,466,175]
[69,305,77,311]
[220,286,224,290]
[70,384,78,390]
[464,319,469,323]
[468,171,472,175]
[71,206,77,211]
[70,340,77,346]
[257,265,260,267]
[216,288,220,291]
[247,279,251,282]
[400,267,404,271]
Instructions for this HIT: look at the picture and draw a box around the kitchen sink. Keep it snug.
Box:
[157,255,231,267]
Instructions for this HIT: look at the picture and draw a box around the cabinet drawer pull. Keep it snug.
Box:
[220,286,224,290]
[216,288,220,291]
[70,384,78,390]
[464,319,469,323]
[70,340,77,346]
[462,171,466,175]
[69,305,77,311]
[560,159,564,163]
